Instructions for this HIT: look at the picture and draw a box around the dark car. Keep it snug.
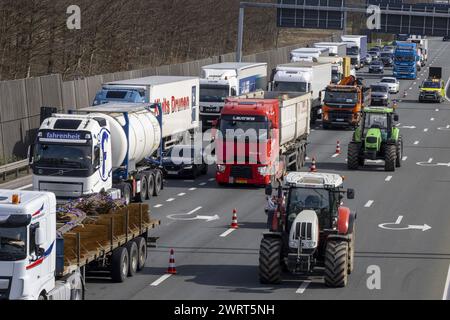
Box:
[370,83,390,106]
[162,145,208,178]
[380,52,394,67]
[369,60,384,74]
[368,48,381,59]
[443,35,450,42]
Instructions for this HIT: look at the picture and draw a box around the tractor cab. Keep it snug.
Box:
[361,108,398,142]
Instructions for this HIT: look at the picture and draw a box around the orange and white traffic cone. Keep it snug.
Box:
[310,157,317,172]
[167,249,177,274]
[230,209,239,229]
[335,141,341,155]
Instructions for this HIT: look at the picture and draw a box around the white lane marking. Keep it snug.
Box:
[199,182,207,186]
[154,204,163,208]
[177,193,186,197]
[443,264,450,300]
[431,118,435,121]
[428,158,433,163]
[409,87,412,90]
[424,128,429,132]
[365,200,374,208]
[436,109,440,112]
[447,125,450,129]
[209,178,215,182]
[385,176,392,182]
[16,184,32,190]
[296,281,311,294]
[402,156,408,161]
[414,141,420,145]
[189,187,197,191]
[395,216,404,225]
[166,198,175,202]
[332,153,339,158]
[220,228,236,238]
[413,82,417,85]
[150,274,172,287]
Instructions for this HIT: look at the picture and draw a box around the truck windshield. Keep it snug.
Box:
[0,226,27,261]
[324,91,358,104]
[34,143,93,169]
[395,56,414,62]
[200,85,230,103]
[423,81,440,89]
[346,47,359,55]
[273,81,308,93]
[220,119,269,141]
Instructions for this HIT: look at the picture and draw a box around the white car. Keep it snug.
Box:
[380,77,400,94]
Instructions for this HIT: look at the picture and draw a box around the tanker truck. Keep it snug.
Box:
[29,103,189,204]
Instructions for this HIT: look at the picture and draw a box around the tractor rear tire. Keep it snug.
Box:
[347,142,360,170]
[324,240,349,288]
[385,144,397,172]
[396,138,403,168]
[259,238,283,284]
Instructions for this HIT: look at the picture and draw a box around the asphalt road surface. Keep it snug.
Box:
[3,38,450,300]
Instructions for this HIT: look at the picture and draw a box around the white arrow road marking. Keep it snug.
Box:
[417,161,450,167]
[150,274,172,286]
[428,158,433,163]
[296,281,311,294]
[431,118,435,121]
[220,228,236,238]
[365,200,374,208]
[168,207,220,222]
[385,176,393,182]
[379,216,431,231]
[402,156,408,161]
[443,264,450,300]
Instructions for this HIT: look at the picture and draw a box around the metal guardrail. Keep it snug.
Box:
[0,159,30,181]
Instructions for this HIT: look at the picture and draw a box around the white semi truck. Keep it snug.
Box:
[313,42,347,57]
[0,189,159,300]
[341,35,368,69]
[199,62,267,129]
[29,103,193,203]
[290,47,329,62]
[270,61,332,124]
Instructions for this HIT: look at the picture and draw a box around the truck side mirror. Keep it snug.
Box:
[94,146,101,169]
[35,228,46,246]
[265,184,273,196]
[28,145,34,165]
[211,119,218,128]
[347,189,355,200]
[394,114,399,122]
[231,87,237,96]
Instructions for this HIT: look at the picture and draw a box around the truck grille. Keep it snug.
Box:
[366,137,378,144]
[329,110,353,122]
[295,222,312,240]
[230,166,253,179]
[351,58,358,65]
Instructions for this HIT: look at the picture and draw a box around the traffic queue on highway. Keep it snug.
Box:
[0,33,445,300]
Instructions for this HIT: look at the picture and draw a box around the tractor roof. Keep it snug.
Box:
[364,106,395,114]
[285,172,344,189]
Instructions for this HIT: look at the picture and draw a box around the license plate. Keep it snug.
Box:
[235,179,248,184]
[336,118,344,122]
[168,171,178,175]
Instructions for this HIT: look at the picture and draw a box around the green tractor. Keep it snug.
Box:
[347,107,402,172]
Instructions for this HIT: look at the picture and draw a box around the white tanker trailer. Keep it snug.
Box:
[29,103,180,203]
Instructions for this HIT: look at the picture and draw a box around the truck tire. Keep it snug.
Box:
[111,247,129,283]
[134,237,147,271]
[396,138,403,168]
[385,144,396,172]
[126,241,138,277]
[259,237,282,284]
[147,174,155,199]
[135,175,148,203]
[347,142,360,170]
[324,240,349,288]
[153,170,163,196]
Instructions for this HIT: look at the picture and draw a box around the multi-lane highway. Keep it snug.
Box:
[3,38,450,300]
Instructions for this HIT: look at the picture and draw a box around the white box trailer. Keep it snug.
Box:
[271,61,332,124]
[199,62,267,129]
[93,76,200,138]
[290,48,329,62]
[341,35,368,69]
[314,42,347,57]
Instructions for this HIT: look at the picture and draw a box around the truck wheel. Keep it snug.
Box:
[347,142,360,170]
[111,247,129,283]
[136,175,148,203]
[324,240,349,288]
[153,170,163,196]
[134,237,147,271]
[396,138,403,168]
[259,237,282,284]
[385,144,396,172]
[147,174,155,199]
[126,241,138,277]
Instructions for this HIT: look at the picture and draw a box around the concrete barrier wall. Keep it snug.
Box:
[0,34,335,160]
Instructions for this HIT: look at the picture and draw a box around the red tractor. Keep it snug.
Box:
[260,172,357,287]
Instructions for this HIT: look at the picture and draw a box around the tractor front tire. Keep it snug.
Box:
[324,240,349,288]
[396,137,403,168]
[347,142,360,170]
[259,237,283,284]
[385,144,397,172]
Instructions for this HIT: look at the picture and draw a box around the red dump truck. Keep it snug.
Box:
[215,91,311,186]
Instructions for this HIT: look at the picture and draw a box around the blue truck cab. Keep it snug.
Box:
[393,42,418,80]
[93,87,146,105]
